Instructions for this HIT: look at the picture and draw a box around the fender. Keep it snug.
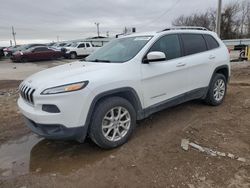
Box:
[84,87,144,132]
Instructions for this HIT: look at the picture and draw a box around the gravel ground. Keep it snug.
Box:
[0,60,249,188]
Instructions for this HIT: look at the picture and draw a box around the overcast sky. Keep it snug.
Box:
[0,0,236,46]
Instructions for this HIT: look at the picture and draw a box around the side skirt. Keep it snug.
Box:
[142,87,208,119]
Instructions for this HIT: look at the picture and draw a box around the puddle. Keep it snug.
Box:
[0,134,113,180]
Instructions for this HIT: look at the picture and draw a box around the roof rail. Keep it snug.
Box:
[160,26,209,32]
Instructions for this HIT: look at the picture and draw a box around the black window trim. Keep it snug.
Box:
[142,33,221,63]
[142,33,183,63]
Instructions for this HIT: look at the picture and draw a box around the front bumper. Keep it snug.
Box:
[23,116,87,142]
[62,52,71,58]
[17,86,93,142]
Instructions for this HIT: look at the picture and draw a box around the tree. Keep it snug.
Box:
[172,1,249,39]
[172,11,215,31]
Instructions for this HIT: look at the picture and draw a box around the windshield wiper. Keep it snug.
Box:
[89,59,111,63]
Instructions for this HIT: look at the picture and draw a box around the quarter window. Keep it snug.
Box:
[204,34,219,50]
[181,34,207,56]
[149,34,181,60]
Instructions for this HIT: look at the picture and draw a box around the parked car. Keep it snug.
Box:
[12,44,47,56]
[62,42,100,59]
[0,47,5,58]
[18,27,230,149]
[11,46,62,62]
[3,45,21,56]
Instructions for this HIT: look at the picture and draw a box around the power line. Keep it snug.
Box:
[138,0,181,29]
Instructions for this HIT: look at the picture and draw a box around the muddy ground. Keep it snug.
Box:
[0,62,250,188]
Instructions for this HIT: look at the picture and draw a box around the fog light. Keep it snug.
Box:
[42,105,60,113]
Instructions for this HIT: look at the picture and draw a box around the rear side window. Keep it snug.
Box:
[204,34,219,50]
[181,34,207,56]
[149,34,181,60]
[34,47,48,52]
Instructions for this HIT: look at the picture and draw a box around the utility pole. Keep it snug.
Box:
[57,35,59,42]
[95,22,100,37]
[11,26,16,46]
[216,0,222,37]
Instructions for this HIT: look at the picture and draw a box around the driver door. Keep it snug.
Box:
[141,34,189,108]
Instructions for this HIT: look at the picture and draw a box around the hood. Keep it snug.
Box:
[24,61,116,88]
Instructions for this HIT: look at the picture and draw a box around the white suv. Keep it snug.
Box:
[18,27,230,149]
[62,42,100,59]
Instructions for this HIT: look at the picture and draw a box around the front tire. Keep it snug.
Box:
[205,73,227,106]
[70,52,77,59]
[89,97,136,149]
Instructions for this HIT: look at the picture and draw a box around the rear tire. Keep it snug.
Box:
[205,73,227,106]
[89,97,136,149]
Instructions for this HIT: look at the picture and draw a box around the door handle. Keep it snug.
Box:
[209,55,216,60]
[176,62,186,67]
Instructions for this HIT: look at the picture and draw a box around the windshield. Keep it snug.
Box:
[70,42,79,47]
[85,36,152,63]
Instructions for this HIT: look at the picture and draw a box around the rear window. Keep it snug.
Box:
[181,34,207,56]
[204,34,219,50]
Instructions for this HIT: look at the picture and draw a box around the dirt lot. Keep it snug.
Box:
[0,60,250,188]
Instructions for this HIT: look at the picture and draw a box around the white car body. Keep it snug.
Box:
[64,42,100,57]
[18,28,230,143]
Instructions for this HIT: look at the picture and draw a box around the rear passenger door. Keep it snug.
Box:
[85,42,93,55]
[180,33,215,91]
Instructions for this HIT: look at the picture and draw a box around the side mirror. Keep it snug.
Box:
[143,51,166,63]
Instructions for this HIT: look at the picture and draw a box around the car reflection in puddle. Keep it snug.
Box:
[0,134,113,179]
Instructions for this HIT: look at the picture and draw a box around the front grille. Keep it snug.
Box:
[19,84,36,104]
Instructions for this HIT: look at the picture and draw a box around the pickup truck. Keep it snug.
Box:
[62,42,100,59]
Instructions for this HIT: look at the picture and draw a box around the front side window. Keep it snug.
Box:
[181,34,207,56]
[78,43,85,48]
[85,36,152,63]
[149,34,181,60]
[86,43,90,48]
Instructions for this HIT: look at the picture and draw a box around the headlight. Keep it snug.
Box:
[41,81,89,95]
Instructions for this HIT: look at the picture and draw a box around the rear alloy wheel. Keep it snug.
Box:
[205,73,227,106]
[70,52,77,59]
[213,79,226,102]
[89,97,136,149]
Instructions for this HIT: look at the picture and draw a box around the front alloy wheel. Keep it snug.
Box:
[102,107,131,142]
[89,97,136,149]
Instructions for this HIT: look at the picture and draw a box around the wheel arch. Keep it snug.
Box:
[70,51,77,55]
[85,87,144,129]
[203,65,229,99]
[213,65,230,82]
